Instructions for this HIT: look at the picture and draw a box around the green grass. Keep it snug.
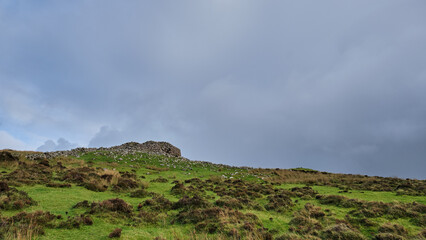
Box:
[289,167,319,173]
[281,184,426,204]
[40,219,198,240]
[1,150,425,239]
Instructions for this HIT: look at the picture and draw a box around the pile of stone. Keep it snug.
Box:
[26,141,181,160]
[110,141,181,157]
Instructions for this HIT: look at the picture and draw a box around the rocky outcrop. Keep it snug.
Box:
[111,141,181,157]
[26,141,181,160]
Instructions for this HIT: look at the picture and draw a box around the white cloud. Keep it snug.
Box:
[36,138,78,152]
[0,130,27,150]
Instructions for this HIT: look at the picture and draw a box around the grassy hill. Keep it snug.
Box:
[0,142,425,240]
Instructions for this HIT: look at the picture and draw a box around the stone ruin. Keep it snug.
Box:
[110,141,181,157]
[25,141,181,160]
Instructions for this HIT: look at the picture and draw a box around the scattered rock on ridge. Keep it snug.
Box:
[26,141,181,160]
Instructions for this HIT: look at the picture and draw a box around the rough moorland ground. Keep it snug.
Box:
[0,142,425,240]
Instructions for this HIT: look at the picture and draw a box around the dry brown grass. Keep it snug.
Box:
[255,169,332,184]
[106,162,119,168]
[0,160,19,171]
[167,231,268,240]
[100,169,121,185]
[10,228,35,240]
[4,219,37,240]
[49,156,86,168]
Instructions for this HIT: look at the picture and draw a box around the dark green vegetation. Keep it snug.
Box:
[0,146,425,240]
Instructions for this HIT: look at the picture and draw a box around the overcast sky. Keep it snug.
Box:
[1,1,425,179]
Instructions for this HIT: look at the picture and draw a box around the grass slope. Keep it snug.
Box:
[0,149,425,240]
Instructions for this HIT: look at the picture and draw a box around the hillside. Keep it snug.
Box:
[0,141,425,240]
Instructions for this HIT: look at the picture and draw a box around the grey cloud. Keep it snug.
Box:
[37,138,78,152]
[88,126,125,148]
[1,1,426,179]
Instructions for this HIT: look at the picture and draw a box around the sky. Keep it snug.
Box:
[1,1,425,179]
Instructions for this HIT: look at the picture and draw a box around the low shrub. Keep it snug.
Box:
[142,195,173,212]
[129,189,152,198]
[175,206,267,237]
[89,198,133,217]
[112,177,139,191]
[276,233,321,240]
[83,181,108,192]
[290,187,318,198]
[265,193,294,212]
[150,177,168,183]
[0,181,10,192]
[108,228,122,238]
[303,203,325,219]
[57,215,93,229]
[374,233,404,240]
[170,182,186,195]
[378,223,408,237]
[215,196,243,209]
[173,195,212,210]
[0,211,58,238]
[138,211,167,224]
[320,223,366,240]
[0,187,36,210]
[289,215,322,235]
[73,200,90,209]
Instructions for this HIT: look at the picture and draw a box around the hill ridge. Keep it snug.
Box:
[26,141,181,160]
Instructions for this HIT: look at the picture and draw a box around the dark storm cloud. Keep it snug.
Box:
[1,1,425,178]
